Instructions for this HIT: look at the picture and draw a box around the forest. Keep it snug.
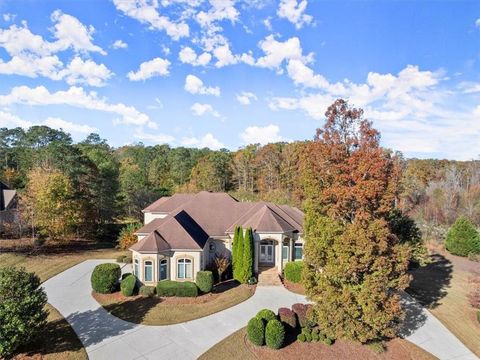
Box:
[0,124,478,244]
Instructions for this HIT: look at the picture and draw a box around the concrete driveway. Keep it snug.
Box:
[42,260,478,360]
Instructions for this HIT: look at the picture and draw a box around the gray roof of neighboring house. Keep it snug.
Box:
[132,191,304,253]
[0,182,17,211]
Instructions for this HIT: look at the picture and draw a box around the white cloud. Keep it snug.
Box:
[196,0,239,29]
[60,57,113,87]
[43,117,98,134]
[476,18,480,27]
[127,57,171,81]
[181,133,224,150]
[112,0,189,40]
[190,102,220,117]
[255,35,312,71]
[263,17,272,31]
[112,39,128,49]
[0,85,157,128]
[236,92,257,105]
[179,47,211,66]
[184,74,220,96]
[286,59,329,88]
[0,111,32,128]
[133,128,175,144]
[0,54,63,79]
[213,44,238,67]
[2,14,16,22]
[277,0,313,29]
[240,124,284,145]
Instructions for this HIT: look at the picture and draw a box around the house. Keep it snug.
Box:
[0,181,18,234]
[131,191,304,285]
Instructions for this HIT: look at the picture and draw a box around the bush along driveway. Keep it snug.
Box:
[42,260,477,360]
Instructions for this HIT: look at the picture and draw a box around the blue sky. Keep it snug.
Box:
[0,0,479,159]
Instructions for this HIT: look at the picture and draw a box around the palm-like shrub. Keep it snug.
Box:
[445,216,480,257]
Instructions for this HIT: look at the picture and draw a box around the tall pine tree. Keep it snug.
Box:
[301,99,411,343]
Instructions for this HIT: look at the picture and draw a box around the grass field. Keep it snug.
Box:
[94,282,255,325]
[408,252,480,357]
[199,328,436,360]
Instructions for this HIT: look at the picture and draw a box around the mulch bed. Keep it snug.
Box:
[281,278,305,295]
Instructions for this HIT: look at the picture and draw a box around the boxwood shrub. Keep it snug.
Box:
[247,317,265,346]
[139,285,156,297]
[265,319,285,349]
[297,333,306,342]
[283,261,303,283]
[278,307,296,329]
[156,280,198,297]
[256,308,276,322]
[196,271,214,293]
[120,274,136,296]
[91,263,121,294]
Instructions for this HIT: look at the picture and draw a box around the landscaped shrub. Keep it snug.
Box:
[139,285,156,297]
[242,227,254,283]
[118,222,142,250]
[323,337,334,346]
[265,319,285,349]
[196,271,214,293]
[121,272,132,280]
[247,317,265,346]
[116,255,126,263]
[445,216,480,257]
[247,276,257,285]
[256,308,276,322]
[292,303,308,328]
[156,280,198,297]
[311,328,319,342]
[297,333,306,342]
[0,267,48,358]
[120,274,136,296]
[301,327,312,342]
[278,307,297,328]
[368,341,385,354]
[305,304,316,328]
[284,261,303,283]
[91,263,121,294]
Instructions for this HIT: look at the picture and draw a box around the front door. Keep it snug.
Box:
[260,243,274,263]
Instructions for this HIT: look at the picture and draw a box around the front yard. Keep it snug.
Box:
[94,281,255,325]
[199,327,435,360]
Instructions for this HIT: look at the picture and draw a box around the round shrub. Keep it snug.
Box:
[265,319,285,349]
[247,317,265,346]
[323,337,333,346]
[297,333,306,342]
[91,263,121,294]
[121,272,132,280]
[445,216,480,257]
[120,274,136,296]
[139,285,156,297]
[256,309,276,322]
[292,303,308,328]
[0,267,48,358]
[278,307,297,329]
[283,261,303,283]
[312,330,319,342]
[196,271,214,293]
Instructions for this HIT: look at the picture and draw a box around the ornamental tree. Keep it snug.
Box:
[301,99,411,343]
[242,227,254,283]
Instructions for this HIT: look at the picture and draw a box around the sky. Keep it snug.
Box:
[0,0,479,160]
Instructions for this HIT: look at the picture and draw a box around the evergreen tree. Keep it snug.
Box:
[445,216,480,256]
[234,227,245,282]
[242,227,254,282]
[232,226,239,279]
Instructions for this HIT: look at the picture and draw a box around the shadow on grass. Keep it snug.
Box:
[1,239,116,255]
[101,296,161,324]
[406,253,453,309]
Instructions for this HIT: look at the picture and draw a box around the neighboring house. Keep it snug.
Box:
[131,191,304,285]
[0,181,18,234]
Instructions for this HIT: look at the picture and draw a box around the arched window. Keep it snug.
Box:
[159,259,168,281]
[134,259,139,276]
[177,258,192,279]
[144,260,153,282]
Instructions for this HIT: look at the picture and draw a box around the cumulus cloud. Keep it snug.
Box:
[181,133,224,150]
[184,74,220,96]
[236,92,257,105]
[0,85,157,128]
[133,128,175,144]
[127,58,171,81]
[179,47,211,66]
[112,39,128,49]
[277,0,313,29]
[190,102,220,117]
[60,57,113,87]
[255,35,312,71]
[240,124,284,145]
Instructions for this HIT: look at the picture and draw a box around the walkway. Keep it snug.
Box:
[42,260,478,360]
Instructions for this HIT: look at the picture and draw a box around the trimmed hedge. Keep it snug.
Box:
[278,307,297,329]
[247,317,265,346]
[156,280,198,297]
[139,285,156,297]
[196,271,214,293]
[91,263,121,294]
[292,303,308,328]
[265,319,285,349]
[284,261,303,283]
[256,308,276,322]
[120,274,136,296]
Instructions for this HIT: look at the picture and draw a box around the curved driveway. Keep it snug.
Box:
[43,260,478,360]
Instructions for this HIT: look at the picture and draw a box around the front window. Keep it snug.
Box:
[134,259,139,276]
[177,258,192,279]
[144,260,153,282]
[282,244,289,261]
[294,243,303,260]
[159,259,168,281]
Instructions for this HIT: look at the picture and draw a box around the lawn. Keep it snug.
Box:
[407,252,480,357]
[94,281,255,325]
[199,328,436,360]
